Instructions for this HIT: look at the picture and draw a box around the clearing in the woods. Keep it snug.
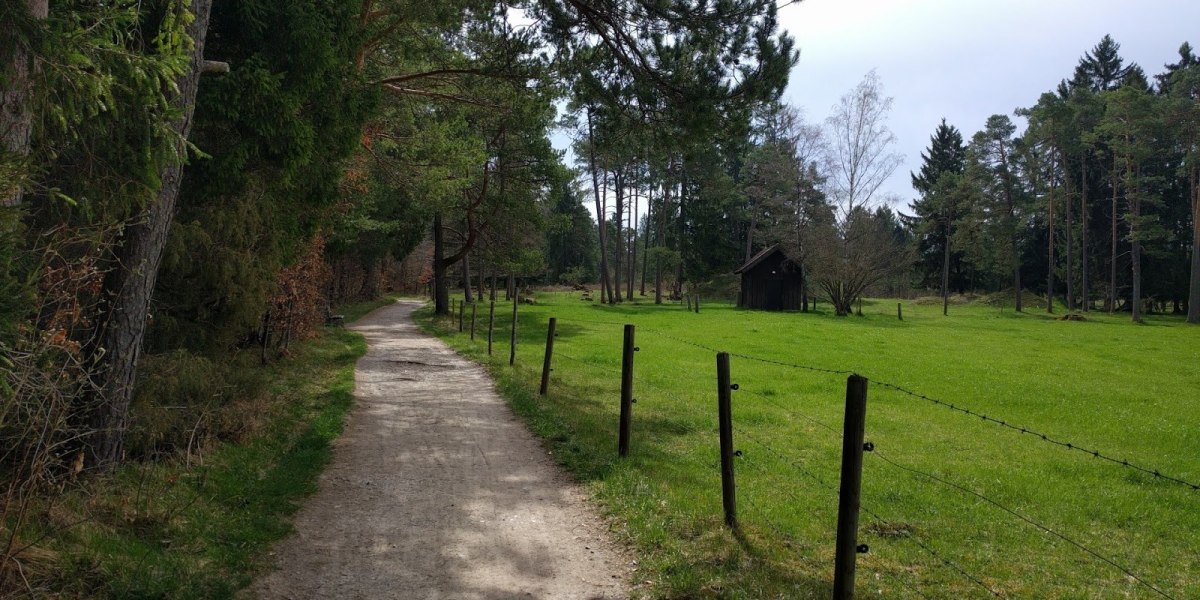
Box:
[421,292,1198,599]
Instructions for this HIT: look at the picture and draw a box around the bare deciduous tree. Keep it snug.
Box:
[823,70,903,222]
[808,71,906,316]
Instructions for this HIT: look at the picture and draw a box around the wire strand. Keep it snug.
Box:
[867,450,1176,600]
[870,380,1200,492]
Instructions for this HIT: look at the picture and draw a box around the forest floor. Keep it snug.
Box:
[247,300,630,599]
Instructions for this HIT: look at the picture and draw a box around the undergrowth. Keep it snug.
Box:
[0,295,395,599]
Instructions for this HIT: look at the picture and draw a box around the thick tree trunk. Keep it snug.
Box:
[0,0,48,207]
[462,250,473,303]
[433,212,449,314]
[1188,167,1199,324]
[91,0,214,467]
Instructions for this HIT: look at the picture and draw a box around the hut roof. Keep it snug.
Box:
[735,244,785,274]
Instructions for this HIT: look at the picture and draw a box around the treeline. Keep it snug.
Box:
[0,0,794,584]
[565,36,1198,323]
[909,36,1199,322]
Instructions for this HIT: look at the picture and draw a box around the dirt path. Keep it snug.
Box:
[247,300,630,599]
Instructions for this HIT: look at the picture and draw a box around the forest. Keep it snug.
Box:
[0,0,1197,595]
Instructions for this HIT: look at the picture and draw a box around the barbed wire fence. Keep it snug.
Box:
[436,306,1193,599]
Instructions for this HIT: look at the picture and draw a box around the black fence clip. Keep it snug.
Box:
[863,441,875,452]
[634,346,640,352]
[734,449,743,457]
[856,544,869,554]
[730,383,740,391]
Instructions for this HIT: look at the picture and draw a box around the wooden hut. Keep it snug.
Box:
[735,245,803,310]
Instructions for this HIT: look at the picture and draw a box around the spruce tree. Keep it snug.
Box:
[910,119,967,313]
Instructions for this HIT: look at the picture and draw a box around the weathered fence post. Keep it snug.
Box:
[618,324,635,457]
[717,352,736,529]
[897,302,903,321]
[487,300,495,355]
[695,295,700,314]
[833,374,869,600]
[459,298,465,332]
[471,302,477,340]
[540,317,556,395]
[687,295,693,311]
[509,297,518,366]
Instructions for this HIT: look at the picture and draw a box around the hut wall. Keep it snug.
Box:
[740,252,802,311]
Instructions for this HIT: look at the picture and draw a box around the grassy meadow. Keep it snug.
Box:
[419,292,1199,599]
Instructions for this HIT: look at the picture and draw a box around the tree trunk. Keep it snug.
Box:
[0,0,48,207]
[997,141,1021,312]
[1110,163,1119,313]
[1129,157,1142,324]
[1081,158,1089,311]
[433,212,449,314]
[476,258,485,300]
[640,183,650,296]
[675,174,685,299]
[612,170,623,303]
[585,109,613,304]
[1065,164,1075,311]
[490,272,496,302]
[1188,166,1199,324]
[941,224,951,316]
[90,0,214,467]
[462,249,473,303]
[1047,178,1056,314]
[628,181,636,301]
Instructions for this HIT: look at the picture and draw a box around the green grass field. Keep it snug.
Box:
[420,293,1199,599]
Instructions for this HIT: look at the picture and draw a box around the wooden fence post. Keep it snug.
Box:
[717,352,736,529]
[897,302,903,321]
[459,298,464,332]
[471,302,477,340]
[540,317,556,395]
[487,300,495,355]
[509,297,518,366]
[618,324,635,457]
[833,374,869,600]
[695,295,701,314]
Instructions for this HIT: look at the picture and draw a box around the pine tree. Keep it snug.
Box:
[1071,35,1135,92]
[910,118,967,313]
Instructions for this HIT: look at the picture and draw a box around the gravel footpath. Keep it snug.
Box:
[247,300,630,600]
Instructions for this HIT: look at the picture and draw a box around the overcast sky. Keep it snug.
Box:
[779,0,1200,211]
[555,0,1200,218]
